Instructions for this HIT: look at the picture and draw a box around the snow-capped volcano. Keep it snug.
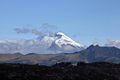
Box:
[49,32,84,53]
[0,32,84,54]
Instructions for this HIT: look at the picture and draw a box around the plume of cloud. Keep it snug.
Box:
[14,23,58,40]
[14,28,30,34]
[40,23,57,36]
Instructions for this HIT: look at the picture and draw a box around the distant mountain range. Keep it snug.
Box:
[0,32,120,65]
[0,45,120,65]
[0,32,84,54]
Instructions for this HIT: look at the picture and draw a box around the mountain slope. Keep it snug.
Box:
[79,45,120,63]
[49,32,84,53]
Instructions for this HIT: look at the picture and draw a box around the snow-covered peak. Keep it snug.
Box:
[55,32,83,47]
[56,32,66,36]
[49,32,84,53]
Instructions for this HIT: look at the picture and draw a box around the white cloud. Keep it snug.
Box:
[105,40,120,48]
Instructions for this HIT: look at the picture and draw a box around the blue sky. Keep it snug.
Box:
[0,0,120,45]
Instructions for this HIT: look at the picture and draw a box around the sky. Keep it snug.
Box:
[0,0,120,45]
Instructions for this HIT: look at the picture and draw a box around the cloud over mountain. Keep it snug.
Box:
[0,24,84,54]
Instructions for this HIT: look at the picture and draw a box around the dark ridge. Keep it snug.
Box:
[13,52,23,55]
[26,53,38,55]
[0,62,120,80]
